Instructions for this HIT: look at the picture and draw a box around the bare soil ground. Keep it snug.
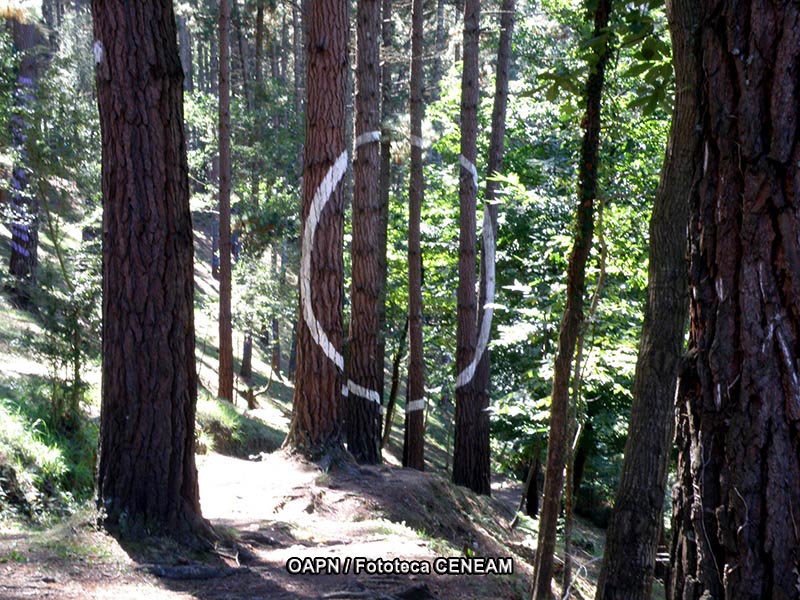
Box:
[0,450,540,600]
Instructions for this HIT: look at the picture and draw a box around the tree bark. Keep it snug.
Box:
[530,0,612,597]
[92,0,210,544]
[376,0,393,425]
[595,0,699,597]
[240,333,253,379]
[284,0,349,460]
[346,0,383,464]
[669,1,800,597]
[452,0,483,493]
[218,0,234,402]
[462,0,515,498]
[403,0,425,471]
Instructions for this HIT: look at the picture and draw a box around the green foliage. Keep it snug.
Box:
[0,378,97,523]
[195,391,285,458]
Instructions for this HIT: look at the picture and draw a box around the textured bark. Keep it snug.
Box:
[595,0,699,598]
[92,0,209,543]
[218,0,234,403]
[403,0,425,471]
[284,0,348,459]
[669,1,800,598]
[531,1,612,597]
[376,0,393,418]
[452,0,483,492]
[346,0,383,464]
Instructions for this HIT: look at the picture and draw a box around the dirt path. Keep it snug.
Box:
[0,452,533,600]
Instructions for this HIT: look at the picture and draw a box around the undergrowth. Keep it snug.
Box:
[0,379,97,525]
[195,388,285,458]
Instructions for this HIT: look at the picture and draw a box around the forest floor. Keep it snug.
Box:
[0,439,611,600]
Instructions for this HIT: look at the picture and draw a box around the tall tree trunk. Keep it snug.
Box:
[530,0,612,597]
[403,0,425,471]
[452,0,483,493]
[92,0,210,544]
[462,0,515,498]
[218,0,234,402]
[669,1,800,597]
[284,0,348,460]
[376,0,393,405]
[595,0,699,597]
[346,0,383,464]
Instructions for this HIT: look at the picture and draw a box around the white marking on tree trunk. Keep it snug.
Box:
[459,154,479,191]
[410,135,424,149]
[301,151,349,372]
[355,130,381,148]
[93,40,104,65]
[348,380,381,404]
[406,399,426,413]
[301,150,383,406]
[456,202,496,389]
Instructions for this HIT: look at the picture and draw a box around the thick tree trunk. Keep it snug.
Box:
[284,0,348,460]
[595,0,699,598]
[92,0,210,544]
[452,0,483,493]
[346,0,383,464]
[403,0,425,471]
[669,1,800,598]
[218,0,234,402]
[530,1,612,597]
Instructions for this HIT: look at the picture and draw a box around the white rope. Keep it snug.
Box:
[300,149,383,407]
[406,399,426,413]
[301,151,349,372]
[456,202,497,389]
[355,130,381,148]
[348,380,381,405]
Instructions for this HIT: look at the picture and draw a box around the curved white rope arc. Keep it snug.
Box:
[301,151,349,372]
[455,184,497,389]
[301,143,385,406]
